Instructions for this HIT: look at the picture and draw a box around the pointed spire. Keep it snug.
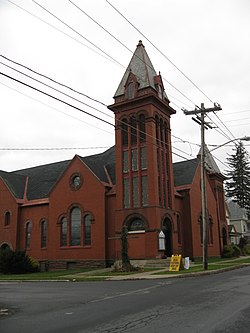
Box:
[114,40,168,101]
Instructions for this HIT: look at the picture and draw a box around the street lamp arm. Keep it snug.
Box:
[210,136,250,152]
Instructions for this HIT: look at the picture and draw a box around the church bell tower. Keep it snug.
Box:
[108,41,176,258]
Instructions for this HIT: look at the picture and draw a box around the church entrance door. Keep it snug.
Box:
[162,218,173,257]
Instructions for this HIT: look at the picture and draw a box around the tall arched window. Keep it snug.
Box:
[139,114,146,142]
[41,220,47,248]
[70,207,81,246]
[84,214,92,246]
[160,118,163,143]
[5,211,10,226]
[164,122,168,144]
[121,118,128,146]
[60,217,67,247]
[130,115,137,145]
[25,222,31,249]
[155,115,159,141]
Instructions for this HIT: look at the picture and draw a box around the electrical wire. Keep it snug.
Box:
[0,54,107,107]
[6,0,120,68]
[0,51,201,160]
[68,0,236,143]
[221,109,250,116]
[31,0,124,68]
[0,60,113,121]
[68,0,199,109]
[105,0,214,104]
[0,72,115,127]
[205,114,232,141]
[0,147,110,151]
[0,71,195,161]
[212,112,236,140]
[0,80,114,135]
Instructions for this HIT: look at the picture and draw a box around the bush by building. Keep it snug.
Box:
[222,244,241,258]
[0,248,39,274]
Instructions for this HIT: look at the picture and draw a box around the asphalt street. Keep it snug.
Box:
[1,266,250,333]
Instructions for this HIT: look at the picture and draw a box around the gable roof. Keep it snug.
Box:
[199,145,222,174]
[0,170,26,199]
[14,160,71,200]
[1,147,206,201]
[114,40,168,101]
[173,159,199,187]
[79,146,115,185]
[0,147,116,201]
[227,200,248,220]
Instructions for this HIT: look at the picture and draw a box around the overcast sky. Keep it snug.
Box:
[0,0,249,173]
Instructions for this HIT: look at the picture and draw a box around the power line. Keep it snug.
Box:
[0,71,115,127]
[105,0,214,104]
[0,60,113,121]
[0,80,114,135]
[0,147,110,151]
[206,113,232,141]
[6,0,120,67]
[68,0,199,109]
[211,112,236,140]
[0,71,195,162]
[223,116,250,123]
[68,0,235,141]
[221,109,250,116]
[0,51,201,160]
[226,122,250,128]
[31,0,124,68]
[0,52,198,160]
[7,0,197,112]
[0,54,107,108]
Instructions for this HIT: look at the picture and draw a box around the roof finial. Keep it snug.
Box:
[137,40,144,47]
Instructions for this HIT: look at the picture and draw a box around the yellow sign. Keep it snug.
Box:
[169,254,184,272]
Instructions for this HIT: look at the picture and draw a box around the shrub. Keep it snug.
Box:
[221,245,234,258]
[0,248,39,274]
[238,237,248,249]
[243,245,250,255]
[222,244,241,258]
[232,244,241,257]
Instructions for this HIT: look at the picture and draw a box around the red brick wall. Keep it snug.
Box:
[48,157,107,261]
[0,179,19,250]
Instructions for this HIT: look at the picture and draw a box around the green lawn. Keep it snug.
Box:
[0,257,249,281]
[153,257,250,275]
[0,268,95,281]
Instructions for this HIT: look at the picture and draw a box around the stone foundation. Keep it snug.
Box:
[39,260,106,272]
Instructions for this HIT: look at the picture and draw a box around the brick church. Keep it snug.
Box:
[0,41,229,269]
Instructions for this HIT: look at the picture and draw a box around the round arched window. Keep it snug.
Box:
[128,218,145,232]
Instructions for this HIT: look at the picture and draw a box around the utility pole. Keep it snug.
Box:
[183,103,222,270]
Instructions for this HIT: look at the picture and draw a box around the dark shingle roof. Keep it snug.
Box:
[1,146,200,200]
[80,146,115,184]
[13,160,71,200]
[173,159,198,187]
[0,170,26,199]
[0,147,116,201]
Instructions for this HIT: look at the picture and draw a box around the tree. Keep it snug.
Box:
[121,225,132,271]
[225,141,250,215]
